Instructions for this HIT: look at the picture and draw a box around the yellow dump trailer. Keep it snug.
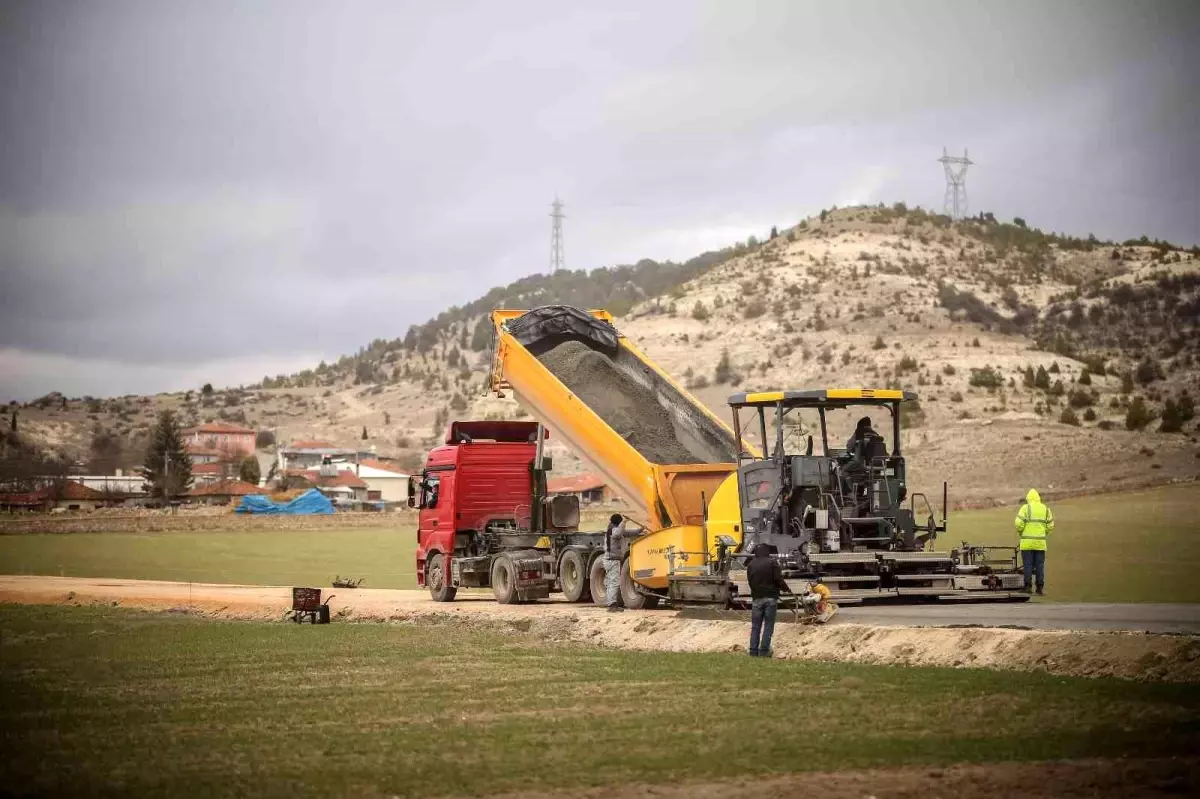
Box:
[488,306,740,532]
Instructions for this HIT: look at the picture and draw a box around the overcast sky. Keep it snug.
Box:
[1,0,1197,401]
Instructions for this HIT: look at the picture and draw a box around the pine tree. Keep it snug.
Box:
[9,411,15,433]
[239,456,261,485]
[361,426,368,440]
[141,411,192,500]
[471,317,491,352]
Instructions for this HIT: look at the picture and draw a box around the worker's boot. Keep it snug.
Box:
[606,605,624,613]
[1036,586,1045,596]
[1021,585,1033,594]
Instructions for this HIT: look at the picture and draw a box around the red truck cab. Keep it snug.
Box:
[411,420,545,599]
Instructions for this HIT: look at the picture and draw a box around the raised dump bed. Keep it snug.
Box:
[489,306,740,530]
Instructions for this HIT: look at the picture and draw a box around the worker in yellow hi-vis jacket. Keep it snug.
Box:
[1015,488,1055,596]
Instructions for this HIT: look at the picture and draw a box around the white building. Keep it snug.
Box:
[351,460,410,502]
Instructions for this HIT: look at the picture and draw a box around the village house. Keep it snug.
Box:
[352,459,410,502]
[306,468,368,505]
[181,422,255,457]
[182,444,224,465]
[0,481,113,512]
[187,479,266,506]
[279,440,358,471]
[546,473,617,505]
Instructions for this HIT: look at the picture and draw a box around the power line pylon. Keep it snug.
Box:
[549,196,565,273]
[938,147,973,220]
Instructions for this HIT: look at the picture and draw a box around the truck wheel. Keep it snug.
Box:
[559,549,591,603]
[427,553,457,602]
[619,557,660,610]
[589,554,615,607]
[491,554,518,604]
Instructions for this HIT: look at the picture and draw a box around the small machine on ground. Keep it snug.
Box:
[290,587,334,623]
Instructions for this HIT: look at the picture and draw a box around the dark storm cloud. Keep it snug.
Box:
[1,0,1197,398]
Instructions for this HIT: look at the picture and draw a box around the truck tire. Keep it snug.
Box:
[427,553,457,602]
[559,549,591,603]
[620,557,661,610]
[491,554,518,604]
[589,553,616,608]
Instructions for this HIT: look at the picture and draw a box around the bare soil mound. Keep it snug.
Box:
[3,576,1198,683]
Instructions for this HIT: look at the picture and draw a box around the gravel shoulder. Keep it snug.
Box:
[3,575,1197,682]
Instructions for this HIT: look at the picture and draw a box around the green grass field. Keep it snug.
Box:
[0,527,419,589]
[949,483,1200,603]
[1,605,1197,798]
[0,484,1196,601]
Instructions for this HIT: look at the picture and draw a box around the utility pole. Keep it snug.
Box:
[937,146,974,220]
[549,196,565,274]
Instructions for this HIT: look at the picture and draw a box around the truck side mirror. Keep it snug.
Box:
[406,476,417,508]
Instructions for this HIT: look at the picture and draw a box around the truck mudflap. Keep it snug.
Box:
[511,551,552,601]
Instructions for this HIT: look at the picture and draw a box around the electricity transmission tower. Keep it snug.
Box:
[938,147,973,220]
[549,196,565,273]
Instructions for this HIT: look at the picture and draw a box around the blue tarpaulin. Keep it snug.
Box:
[236,488,335,515]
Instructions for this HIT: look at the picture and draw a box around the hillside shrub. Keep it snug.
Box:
[1034,366,1050,390]
[1077,368,1091,385]
[743,298,766,319]
[1058,407,1080,426]
[1124,397,1156,431]
[691,301,710,321]
[1083,408,1097,422]
[1159,399,1184,433]
[950,391,964,403]
[968,367,1003,389]
[1068,388,1094,408]
[714,350,734,385]
[1135,358,1163,385]
[872,335,886,350]
[1179,392,1196,422]
[897,356,919,374]
[255,430,276,449]
[943,364,957,376]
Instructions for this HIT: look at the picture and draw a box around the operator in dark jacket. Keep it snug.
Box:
[746,543,790,657]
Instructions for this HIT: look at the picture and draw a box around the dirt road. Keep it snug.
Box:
[3,575,1198,682]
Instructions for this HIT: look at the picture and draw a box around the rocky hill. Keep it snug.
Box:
[5,205,1198,504]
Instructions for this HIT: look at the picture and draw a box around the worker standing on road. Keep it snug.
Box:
[1015,488,1055,595]
[604,513,626,613]
[746,543,790,657]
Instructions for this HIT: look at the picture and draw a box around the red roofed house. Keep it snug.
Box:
[191,462,228,485]
[182,444,225,465]
[306,469,368,505]
[188,479,267,506]
[546,473,616,505]
[0,481,112,512]
[181,422,255,458]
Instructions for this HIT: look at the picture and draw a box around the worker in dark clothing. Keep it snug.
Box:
[845,416,877,455]
[746,543,790,657]
[603,513,627,612]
